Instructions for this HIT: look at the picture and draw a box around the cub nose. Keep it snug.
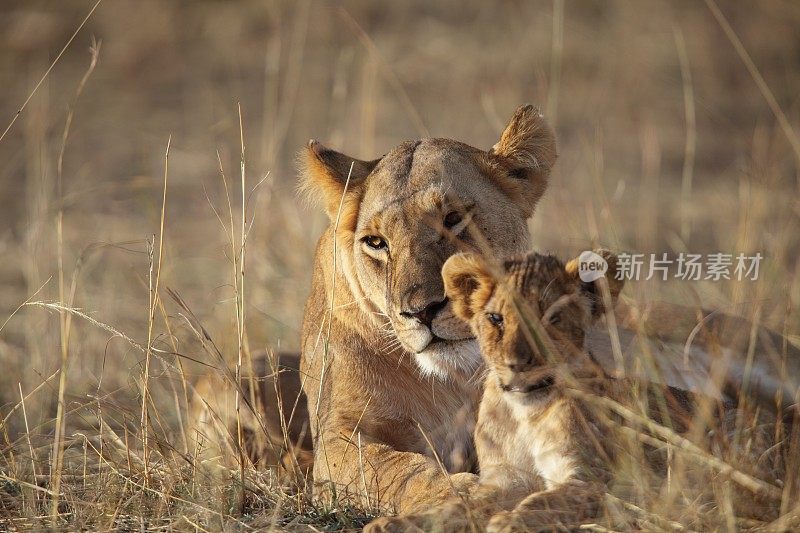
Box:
[401,297,448,328]
[507,359,534,373]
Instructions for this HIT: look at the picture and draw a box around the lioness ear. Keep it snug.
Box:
[442,253,496,322]
[300,140,380,220]
[565,249,624,320]
[490,104,557,217]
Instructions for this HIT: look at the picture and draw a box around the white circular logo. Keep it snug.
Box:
[577,251,608,282]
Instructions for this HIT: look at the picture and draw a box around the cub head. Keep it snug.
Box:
[442,250,623,399]
[301,105,556,379]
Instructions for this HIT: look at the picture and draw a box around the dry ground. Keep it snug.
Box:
[1,0,800,530]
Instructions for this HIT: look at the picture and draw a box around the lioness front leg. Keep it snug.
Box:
[365,499,477,533]
[313,435,477,514]
[365,482,526,533]
[487,482,603,532]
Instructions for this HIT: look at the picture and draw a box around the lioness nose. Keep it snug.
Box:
[401,298,448,328]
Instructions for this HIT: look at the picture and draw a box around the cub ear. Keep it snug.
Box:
[299,140,380,220]
[442,253,496,322]
[565,249,624,320]
[490,104,557,217]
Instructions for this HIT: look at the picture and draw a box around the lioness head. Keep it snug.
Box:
[301,105,556,379]
[442,250,623,400]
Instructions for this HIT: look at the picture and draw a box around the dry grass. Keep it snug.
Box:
[1,0,799,530]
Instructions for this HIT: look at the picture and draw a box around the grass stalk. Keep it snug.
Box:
[234,103,248,512]
[49,40,100,523]
[0,0,103,145]
[673,27,696,244]
[141,135,171,485]
[546,0,564,124]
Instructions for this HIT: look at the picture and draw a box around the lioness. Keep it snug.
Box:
[299,104,557,512]
[188,105,555,499]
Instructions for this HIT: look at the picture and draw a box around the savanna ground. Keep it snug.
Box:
[1,0,800,530]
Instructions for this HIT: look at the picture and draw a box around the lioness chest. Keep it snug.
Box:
[399,377,480,473]
[356,366,480,474]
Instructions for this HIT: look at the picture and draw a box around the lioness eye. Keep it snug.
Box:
[363,235,388,251]
[486,312,503,326]
[443,211,462,229]
[548,313,561,326]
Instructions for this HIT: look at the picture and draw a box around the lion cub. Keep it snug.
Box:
[442,250,725,529]
[442,251,630,525]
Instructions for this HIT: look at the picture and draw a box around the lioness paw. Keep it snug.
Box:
[488,510,569,533]
[364,516,426,533]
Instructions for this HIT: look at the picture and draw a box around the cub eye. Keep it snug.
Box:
[443,211,463,229]
[548,313,562,326]
[363,236,388,251]
[486,312,504,326]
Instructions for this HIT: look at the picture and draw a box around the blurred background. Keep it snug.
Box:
[1,0,799,501]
